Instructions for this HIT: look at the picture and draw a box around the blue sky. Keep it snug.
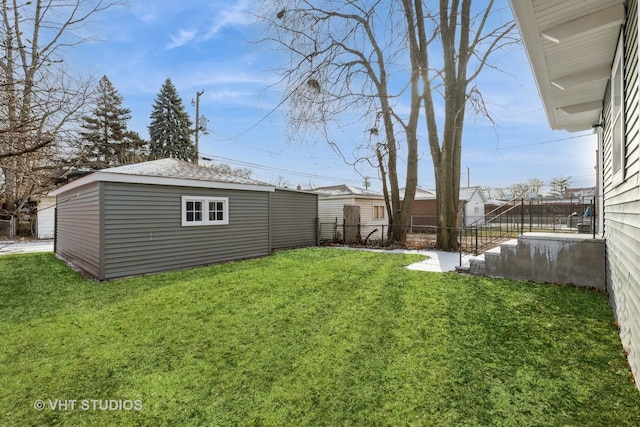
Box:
[68,0,597,192]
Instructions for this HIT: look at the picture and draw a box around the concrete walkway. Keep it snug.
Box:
[0,240,54,255]
[332,246,473,273]
[0,241,472,273]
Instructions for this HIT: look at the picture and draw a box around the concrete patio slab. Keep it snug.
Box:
[0,240,54,255]
[331,246,472,272]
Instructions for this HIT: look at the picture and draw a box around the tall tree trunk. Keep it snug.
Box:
[260,0,515,250]
[435,147,460,249]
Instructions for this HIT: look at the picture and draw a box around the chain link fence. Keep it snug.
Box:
[0,215,36,239]
[319,220,440,248]
[320,197,598,252]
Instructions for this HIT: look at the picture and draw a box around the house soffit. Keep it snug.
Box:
[510,0,625,132]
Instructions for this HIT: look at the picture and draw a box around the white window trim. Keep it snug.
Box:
[611,31,625,186]
[181,196,229,226]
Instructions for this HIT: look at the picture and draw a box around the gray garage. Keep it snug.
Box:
[51,158,318,280]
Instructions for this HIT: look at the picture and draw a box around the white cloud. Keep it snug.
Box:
[205,0,255,39]
[167,29,197,49]
[130,1,161,23]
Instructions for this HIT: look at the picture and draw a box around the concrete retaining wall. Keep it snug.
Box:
[484,232,605,289]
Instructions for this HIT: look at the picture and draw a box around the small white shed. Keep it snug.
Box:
[460,187,487,226]
[37,195,56,239]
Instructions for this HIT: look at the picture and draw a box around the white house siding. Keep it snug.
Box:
[356,200,387,241]
[37,196,56,239]
[318,197,353,241]
[463,201,485,226]
[460,187,487,226]
[603,0,640,384]
[317,197,388,242]
[55,182,102,278]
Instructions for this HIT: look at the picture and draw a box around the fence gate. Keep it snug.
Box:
[343,205,361,244]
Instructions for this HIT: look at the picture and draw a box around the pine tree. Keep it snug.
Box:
[78,75,148,170]
[117,130,149,164]
[148,78,197,162]
[548,177,572,199]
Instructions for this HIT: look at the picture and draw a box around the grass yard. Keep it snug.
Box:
[1,248,639,426]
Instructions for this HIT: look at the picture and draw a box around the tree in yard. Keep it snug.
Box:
[270,175,291,188]
[260,1,516,249]
[0,0,118,215]
[506,182,530,199]
[548,176,572,199]
[148,78,197,163]
[76,76,148,170]
[527,178,545,197]
[206,162,253,179]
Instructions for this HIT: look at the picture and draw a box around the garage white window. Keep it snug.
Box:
[611,32,625,185]
[182,196,229,226]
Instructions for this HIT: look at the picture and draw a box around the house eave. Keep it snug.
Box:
[509,0,625,132]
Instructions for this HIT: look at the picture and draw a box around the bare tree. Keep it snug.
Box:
[204,162,253,179]
[527,178,545,197]
[270,175,292,188]
[0,0,118,215]
[482,186,494,199]
[506,182,530,199]
[260,0,516,248]
[492,187,507,200]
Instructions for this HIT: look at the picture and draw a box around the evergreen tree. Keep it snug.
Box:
[148,78,197,162]
[117,130,149,164]
[548,176,572,199]
[78,75,148,170]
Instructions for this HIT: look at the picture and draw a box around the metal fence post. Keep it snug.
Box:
[474,227,478,255]
[592,199,596,238]
[520,198,525,235]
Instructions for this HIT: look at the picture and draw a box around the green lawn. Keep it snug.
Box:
[1,248,638,426]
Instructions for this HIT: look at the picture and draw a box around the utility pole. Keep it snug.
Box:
[467,166,470,188]
[193,89,204,164]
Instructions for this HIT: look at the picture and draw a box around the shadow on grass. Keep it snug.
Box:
[1,248,638,426]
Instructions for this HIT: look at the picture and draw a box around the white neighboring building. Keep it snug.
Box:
[314,185,388,242]
[37,195,56,239]
[459,187,487,226]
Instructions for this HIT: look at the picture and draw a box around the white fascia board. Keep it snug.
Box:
[508,0,560,130]
[318,194,385,200]
[50,172,275,196]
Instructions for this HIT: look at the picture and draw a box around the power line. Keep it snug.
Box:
[208,92,293,142]
[200,152,365,185]
[464,133,593,153]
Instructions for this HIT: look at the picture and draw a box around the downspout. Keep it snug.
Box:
[595,122,605,235]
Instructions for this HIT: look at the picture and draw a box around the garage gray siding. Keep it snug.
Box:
[55,182,102,278]
[269,189,318,250]
[102,182,270,279]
